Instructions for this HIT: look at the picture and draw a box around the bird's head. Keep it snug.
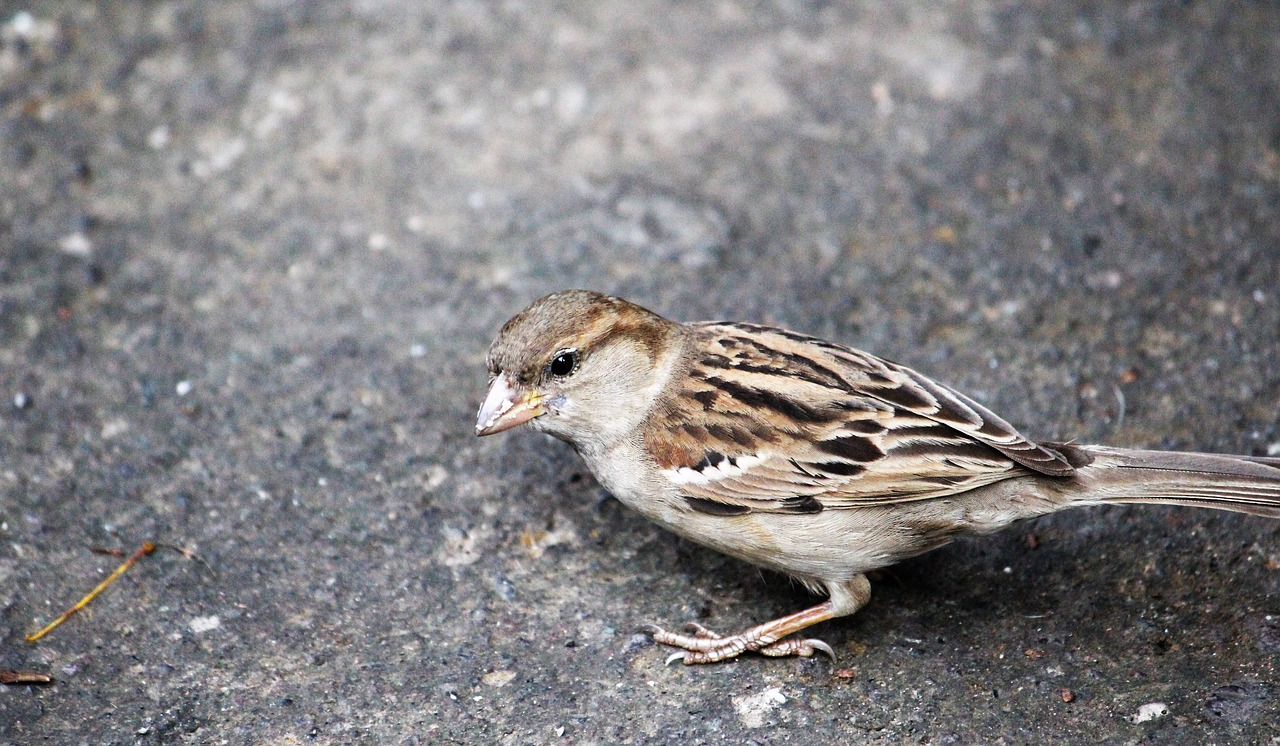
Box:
[476,290,686,453]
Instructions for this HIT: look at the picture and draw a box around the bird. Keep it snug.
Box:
[475,289,1280,664]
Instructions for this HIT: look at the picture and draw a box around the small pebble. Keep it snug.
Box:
[481,670,516,687]
[188,615,221,634]
[1131,702,1168,723]
[59,232,92,256]
[147,125,170,150]
[8,11,35,36]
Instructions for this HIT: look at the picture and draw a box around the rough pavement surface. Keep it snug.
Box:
[2,1,1279,743]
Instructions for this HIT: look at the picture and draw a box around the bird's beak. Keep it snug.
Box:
[475,373,546,436]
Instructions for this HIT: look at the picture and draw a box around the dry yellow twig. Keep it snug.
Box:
[26,541,156,643]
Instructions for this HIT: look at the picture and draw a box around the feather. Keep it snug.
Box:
[647,322,1072,514]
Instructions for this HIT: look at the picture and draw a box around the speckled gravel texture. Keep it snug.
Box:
[2,1,1279,743]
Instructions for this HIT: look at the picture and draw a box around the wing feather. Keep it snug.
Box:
[646,322,1073,515]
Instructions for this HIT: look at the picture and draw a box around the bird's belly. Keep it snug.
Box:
[616,491,962,584]
[584,442,978,585]
[664,509,925,581]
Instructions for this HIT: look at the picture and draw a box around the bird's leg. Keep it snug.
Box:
[642,574,871,665]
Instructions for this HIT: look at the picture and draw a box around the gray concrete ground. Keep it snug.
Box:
[2,1,1279,743]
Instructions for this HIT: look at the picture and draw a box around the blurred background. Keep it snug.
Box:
[2,2,1278,742]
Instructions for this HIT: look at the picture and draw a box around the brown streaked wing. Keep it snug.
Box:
[740,323,1074,476]
[644,322,1068,515]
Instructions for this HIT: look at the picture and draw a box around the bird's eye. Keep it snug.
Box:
[547,349,578,378]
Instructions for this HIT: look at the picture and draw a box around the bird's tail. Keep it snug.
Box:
[1060,445,1280,519]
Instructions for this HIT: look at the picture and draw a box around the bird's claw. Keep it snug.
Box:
[641,621,835,664]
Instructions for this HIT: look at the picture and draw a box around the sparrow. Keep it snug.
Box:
[476,290,1280,664]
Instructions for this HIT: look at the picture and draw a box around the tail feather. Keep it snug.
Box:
[1066,446,1280,520]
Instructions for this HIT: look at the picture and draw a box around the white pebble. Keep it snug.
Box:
[147,125,170,150]
[59,232,92,256]
[188,615,221,634]
[1131,702,1168,723]
[733,686,786,729]
[7,11,35,36]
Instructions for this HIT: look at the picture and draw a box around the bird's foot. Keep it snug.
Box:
[640,621,834,665]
